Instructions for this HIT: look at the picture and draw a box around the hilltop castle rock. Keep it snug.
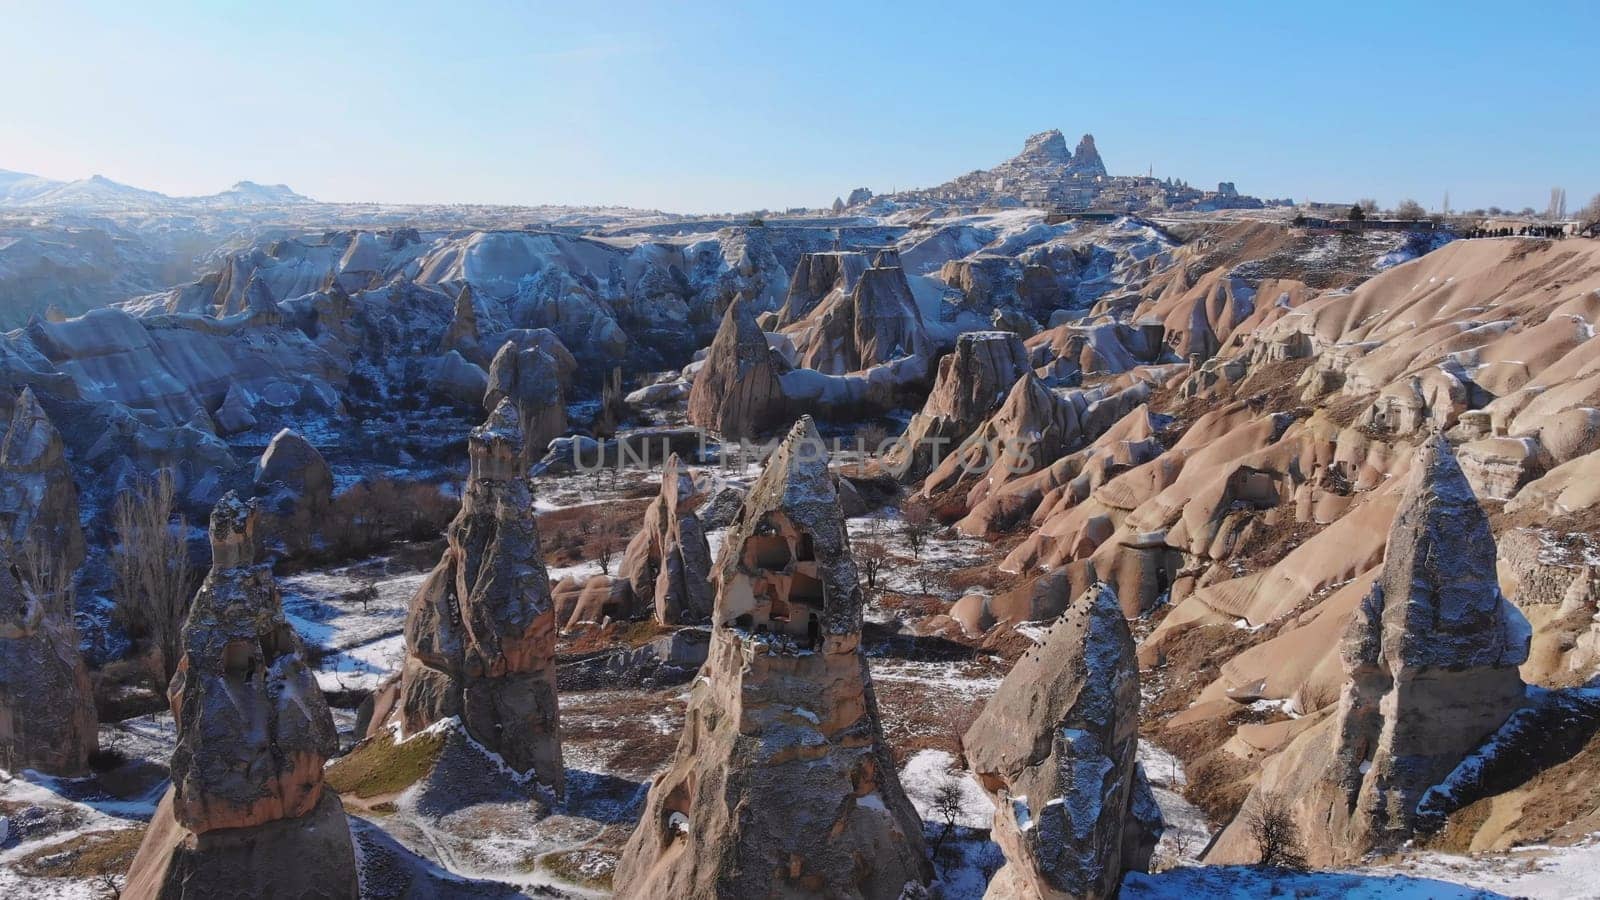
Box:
[613,417,931,899]
[123,492,357,900]
[868,129,1260,211]
[396,399,563,790]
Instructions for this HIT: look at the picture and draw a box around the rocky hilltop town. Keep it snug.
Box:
[1,121,1599,900]
[843,129,1284,214]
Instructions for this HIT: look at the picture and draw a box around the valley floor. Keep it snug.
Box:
[6,479,1599,898]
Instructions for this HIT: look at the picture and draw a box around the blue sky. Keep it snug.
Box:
[2,1,1594,213]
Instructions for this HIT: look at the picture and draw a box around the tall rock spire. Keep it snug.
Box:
[617,453,714,624]
[0,388,87,594]
[484,338,569,461]
[0,552,97,776]
[1070,133,1107,176]
[1207,434,1530,866]
[439,284,485,365]
[686,295,787,441]
[965,583,1159,899]
[123,493,358,899]
[398,399,563,790]
[886,330,1031,482]
[613,417,931,899]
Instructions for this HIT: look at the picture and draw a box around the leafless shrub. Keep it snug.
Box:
[853,424,890,474]
[1394,198,1427,221]
[592,506,620,576]
[915,564,949,598]
[900,498,936,561]
[930,766,966,859]
[1152,827,1195,872]
[110,472,197,682]
[1297,679,1340,714]
[1245,793,1307,870]
[1579,193,1600,231]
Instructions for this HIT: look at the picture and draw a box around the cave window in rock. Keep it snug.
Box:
[662,777,694,845]
[222,639,256,681]
[746,533,791,571]
[724,513,829,639]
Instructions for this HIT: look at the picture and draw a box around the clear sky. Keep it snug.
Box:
[2,0,1594,214]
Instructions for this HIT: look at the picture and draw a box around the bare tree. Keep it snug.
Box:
[855,517,889,597]
[4,530,76,619]
[1548,186,1568,221]
[1394,198,1427,221]
[1245,793,1307,870]
[915,565,948,598]
[900,499,936,561]
[592,505,621,576]
[856,422,889,454]
[1578,194,1600,232]
[1357,198,1379,214]
[930,768,966,859]
[110,472,198,682]
[857,540,888,597]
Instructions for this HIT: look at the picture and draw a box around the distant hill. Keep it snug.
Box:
[857,128,1273,214]
[0,169,315,209]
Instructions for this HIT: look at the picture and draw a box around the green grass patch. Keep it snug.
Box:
[538,847,617,890]
[325,729,447,799]
[14,827,146,879]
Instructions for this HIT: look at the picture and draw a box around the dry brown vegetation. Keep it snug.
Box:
[1245,793,1307,869]
[1316,391,1373,429]
[558,689,684,774]
[945,561,1027,595]
[316,478,459,564]
[539,498,651,568]
[874,675,988,765]
[13,826,146,880]
[558,619,669,656]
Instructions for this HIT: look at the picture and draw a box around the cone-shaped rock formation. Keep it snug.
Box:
[398,399,563,791]
[0,552,97,775]
[618,453,714,624]
[686,295,787,441]
[0,388,86,585]
[789,264,929,376]
[613,417,931,899]
[887,330,1030,482]
[123,492,357,899]
[252,427,333,557]
[440,284,486,364]
[965,583,1158,899]
[1208,434,1531,865]
[485,338,568,461]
